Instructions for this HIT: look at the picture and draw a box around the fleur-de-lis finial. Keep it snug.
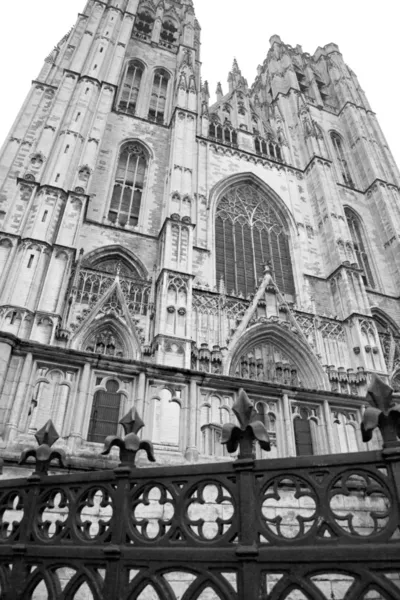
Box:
[362,375,400,448]
[19,420,66,475]
[221,389,271,459]
[102,407,155,468]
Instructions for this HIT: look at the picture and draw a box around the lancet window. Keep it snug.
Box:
[200,395,231,457]
[215,183,295,298]
[87,379,122,444]
[28,367,75,436]
[294,408,314,455]
[345,207,375,288]
[148,69,170,123]
[256,402,278,458]
[151,388,181,446]
[109,143,148,228]
[254,137,282,161]
[118,61,144,115]
[332,411,359,453]
[208,121,238,146]
[330,132,354,187]
[132,10,154,40]
[292,406,321,456]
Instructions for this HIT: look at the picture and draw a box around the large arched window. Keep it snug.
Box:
[148,69,170,123]
[118,60,144,115]
[109,142,148,228]
[88,379,122,444]
[215,183,295,298]
[330,132,354,188]
[344,207,375,288]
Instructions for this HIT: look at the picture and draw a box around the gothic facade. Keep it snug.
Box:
[0,0,399,471]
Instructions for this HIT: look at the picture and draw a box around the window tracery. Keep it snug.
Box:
[192,293,220,347]
[215,183,295,298]
[332,411,359,453]
[75,255,151,320]
[109,143,148,228]
[118,61,144,115]
[84,327,124,358]
[160,19,178,50]
[208,121,238,146]
[148,69,170,123]
[132,10,154,40]
[344,207,375,289]
[254,137,282,161]
[28,367,75,436]
[373,312,400,385]
[233,341,300,386]
[330,132,354,187]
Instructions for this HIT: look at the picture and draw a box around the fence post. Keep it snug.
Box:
[234,457,260,600]
[383,448,400,521]
[7,474,40,600]
[102,466,130,600]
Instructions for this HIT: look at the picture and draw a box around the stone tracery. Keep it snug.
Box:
[215,182,295,298]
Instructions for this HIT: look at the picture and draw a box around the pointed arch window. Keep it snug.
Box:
[294,408,314,456]
[344,207,375,288]
[330,132,354,187]
[118,60,144,115]
[160,19,178,50]
[88,379,122,443]
[132,10,154,40]
[215,182,295,298]
[109,142,148,228]
[200,395,231,457]
[148,69,170,123]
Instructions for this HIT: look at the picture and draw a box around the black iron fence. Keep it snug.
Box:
[0,382,400,599]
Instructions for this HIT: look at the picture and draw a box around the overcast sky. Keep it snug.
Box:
[1,0,399,167]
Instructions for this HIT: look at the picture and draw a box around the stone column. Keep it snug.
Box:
[6,352,33,442]
[69,362,91,451]
[135,371,146,420]
[0,339,13,398]
[185,377,199,462]
[282,393,295,457]
[323,399,336,453]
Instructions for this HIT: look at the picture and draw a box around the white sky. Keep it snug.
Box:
[1,0,399,167]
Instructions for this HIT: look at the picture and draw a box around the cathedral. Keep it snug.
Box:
[0,0,399,471]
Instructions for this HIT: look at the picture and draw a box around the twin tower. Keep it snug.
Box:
[0,0,399,469]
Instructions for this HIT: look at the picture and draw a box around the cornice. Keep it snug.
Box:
[82,218,159,241]
[1,332,366,406]
[31,80,58,91]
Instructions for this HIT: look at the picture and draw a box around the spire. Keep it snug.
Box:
[228,58,248,93]
[216,82,223,102]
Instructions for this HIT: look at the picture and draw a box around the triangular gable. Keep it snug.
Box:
[70,277,143,355]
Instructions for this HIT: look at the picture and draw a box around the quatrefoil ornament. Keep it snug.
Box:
[102,408,156,468]
[19,420,66,475]
[221,389,271,459]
